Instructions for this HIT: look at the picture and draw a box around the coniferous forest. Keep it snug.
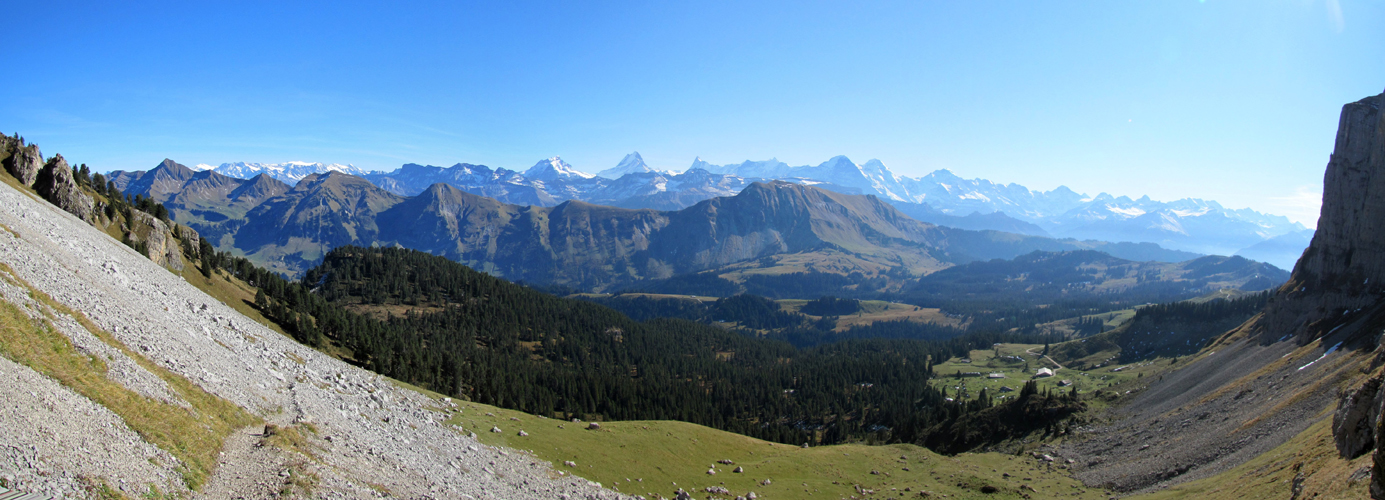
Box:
[204,245,1057,447]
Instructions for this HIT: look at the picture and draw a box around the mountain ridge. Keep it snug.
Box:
[133,153,1306,257]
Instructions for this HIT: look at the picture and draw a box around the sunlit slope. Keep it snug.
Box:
[440,398,1115,500]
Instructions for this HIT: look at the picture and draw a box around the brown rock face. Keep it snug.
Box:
[1289,89,1385,499]
[1296,91,1385,292]
[1,135,44,187]
[125,210,187,271]
[33,154,95,222]
[1258,91,1385,343]
[1335,374,1383,458]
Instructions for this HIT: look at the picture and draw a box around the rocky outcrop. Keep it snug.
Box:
[32,154,94,222]
[0,135,43,187]
[124,210,186,271]
[1335,374,1384,458]
[1259,90,1385,342]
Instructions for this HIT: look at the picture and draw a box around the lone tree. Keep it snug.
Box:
[198,238,215,278]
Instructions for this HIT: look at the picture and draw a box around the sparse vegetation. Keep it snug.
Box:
[446,398,1114,500]
[0,263,257,491]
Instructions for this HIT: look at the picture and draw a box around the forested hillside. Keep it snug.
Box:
[205,245,1066,446]
[1049,290,1272,367]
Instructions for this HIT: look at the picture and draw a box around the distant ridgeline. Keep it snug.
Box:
[902,250,1285,332]
[583,293,966,348]
[616,249,1287,341]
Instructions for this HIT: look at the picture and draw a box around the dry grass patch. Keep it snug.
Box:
[178,264,287,336]
[1135,415,1370,500]
[0,263,257,491]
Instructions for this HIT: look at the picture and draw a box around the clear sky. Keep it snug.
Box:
[5,1,1383,227]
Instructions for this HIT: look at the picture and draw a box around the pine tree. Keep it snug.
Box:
[199,238,215,278]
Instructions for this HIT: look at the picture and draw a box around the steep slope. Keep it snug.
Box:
[236,171,404,274]
[0,153,616,500]
[1055,88,1385,498]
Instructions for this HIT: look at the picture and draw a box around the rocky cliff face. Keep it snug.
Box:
[1271,89,1385,498]
[0,135,44,187]
[124,209,190,271]
[1261,91,1385,342]
[32,154,95,222]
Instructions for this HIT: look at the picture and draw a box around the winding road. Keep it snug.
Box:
[1026,346,1065,371]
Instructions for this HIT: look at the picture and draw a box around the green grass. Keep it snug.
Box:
[439,399,1111,500]
[929,343,1171,405]
[0,262,258,492]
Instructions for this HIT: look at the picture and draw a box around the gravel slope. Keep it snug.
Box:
[1057,331,1358,495]
[0,180,624,499]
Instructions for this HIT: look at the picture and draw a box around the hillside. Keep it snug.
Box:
[1049,88,1385,498]
[0,143,614,499]
[904,250,1284,323]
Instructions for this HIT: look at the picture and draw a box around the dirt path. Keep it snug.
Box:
[194,425,287,500]
[1026,346,1065,371]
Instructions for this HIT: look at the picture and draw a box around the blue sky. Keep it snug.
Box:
[4,1,1382,227]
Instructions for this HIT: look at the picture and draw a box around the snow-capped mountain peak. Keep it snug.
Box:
[204,161,369,185]
[524,156,596,182]
[596,152,659,179]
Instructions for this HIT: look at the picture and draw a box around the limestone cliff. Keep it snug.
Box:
[1260,89,1385,343]
[0,135,43,187]
[33,154,95,222]
[124,209,192,271]
[1274,88,1385,498]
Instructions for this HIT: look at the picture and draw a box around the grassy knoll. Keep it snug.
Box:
[442,400,1113,500]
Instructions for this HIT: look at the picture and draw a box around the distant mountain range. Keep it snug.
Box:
[192,161,370,184]
[107,159,1206,290]
[132,153,1309,260]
